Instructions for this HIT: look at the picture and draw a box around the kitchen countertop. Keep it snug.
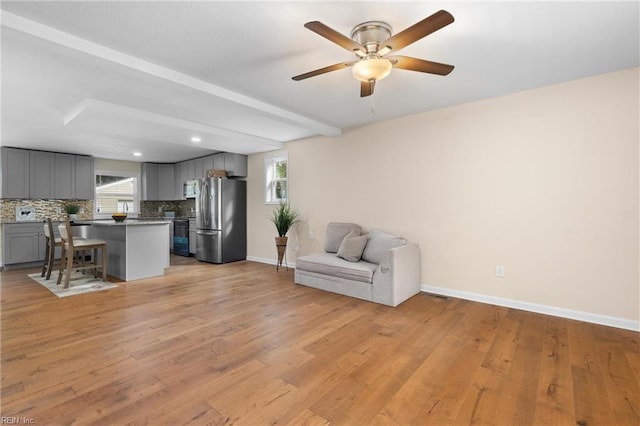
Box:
[1,219,91,225]
[159,216,196,220]
[1,218,182,224]
[87,220,171,226]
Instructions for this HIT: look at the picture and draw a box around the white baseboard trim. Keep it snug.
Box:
[422,284,639,332]
[246,256,296,269]
[239,262,637,331]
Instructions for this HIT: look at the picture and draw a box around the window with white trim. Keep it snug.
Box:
[265,155,288,204]
[95,171,139,216]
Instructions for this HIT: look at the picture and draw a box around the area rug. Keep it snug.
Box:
[28,272,118,298]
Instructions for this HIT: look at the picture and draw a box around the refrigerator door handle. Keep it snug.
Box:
[199,179,209,229]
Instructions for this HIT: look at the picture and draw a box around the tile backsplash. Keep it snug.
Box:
[0,199,94,222]
[0,199,195,222]
[140,200,195,218]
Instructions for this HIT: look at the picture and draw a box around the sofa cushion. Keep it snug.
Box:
[361,228,407,265]
[337,230,368,262]
[296,252,377,283]
[324,222,361,253]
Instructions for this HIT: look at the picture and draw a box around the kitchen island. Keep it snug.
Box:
[90,220,170,281]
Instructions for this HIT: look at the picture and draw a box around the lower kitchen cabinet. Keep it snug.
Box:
[2,223,46,265]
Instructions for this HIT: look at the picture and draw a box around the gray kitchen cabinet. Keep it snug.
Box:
[177,160,195,199]
[158,163,177,200]
[1,147,30,199]
[3,223,45,265]
[189,219,196,255]
[143,162,177,201]
[179,160,195,181]
[54,154,94,200]
[141,163,159,201]
[194,157,205,179]
[209,153,247,177]
[74,155,94,200]
[202,155,215,175]
[224,153,248,178]
[54,153,75,199]
[29,151,55,199]
[1,147,92,200]
[212,153,225,170]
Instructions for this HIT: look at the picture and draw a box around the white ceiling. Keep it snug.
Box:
[1,1,638,163]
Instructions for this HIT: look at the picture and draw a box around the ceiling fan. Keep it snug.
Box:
[292,10,455,97]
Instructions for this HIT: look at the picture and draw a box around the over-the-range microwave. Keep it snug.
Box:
[183,180,198,198]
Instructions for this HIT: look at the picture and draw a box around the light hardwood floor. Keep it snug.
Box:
[1,256,638,425]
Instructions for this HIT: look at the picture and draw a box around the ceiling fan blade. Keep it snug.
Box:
[304,21,365,54]
[388,56,454,75]
[360,80,375,97]
[292,61,355,81]
[382,10,454,52]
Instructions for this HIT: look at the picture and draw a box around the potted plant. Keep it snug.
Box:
[65,203,80,222]
[269,201,300,270]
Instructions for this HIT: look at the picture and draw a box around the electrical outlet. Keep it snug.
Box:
[495,265,505,278]
[55,207,61,214]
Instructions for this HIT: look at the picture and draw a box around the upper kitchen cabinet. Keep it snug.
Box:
[211,153,247,177]
[142,162,178,201]
[1,148,94,200]
[212,153,225,170]
[185,153,246,180]
[74,155,94,200]
[29,150,55,199]
[54,153,75,199]
[176,160,196,199]
[53,154,94,200]
[179,160,196,181]
[202,155,215,175]
[158,163,178,200]
[1,147,30,199]
[223,153,247,178]
[142,163,159,201]
[194,157,205,179]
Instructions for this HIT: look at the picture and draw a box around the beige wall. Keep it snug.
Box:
[247,68,639,324]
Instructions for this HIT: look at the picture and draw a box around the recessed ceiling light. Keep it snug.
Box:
[133,152,142,157]
[191,136,202,143]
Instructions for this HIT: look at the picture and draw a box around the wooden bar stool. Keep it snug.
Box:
[41,218,62,280]
[57,219,108,288]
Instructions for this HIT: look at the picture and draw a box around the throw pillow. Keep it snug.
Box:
[361,228,406,264]
[337,231,369,262]
[324,222,361,253]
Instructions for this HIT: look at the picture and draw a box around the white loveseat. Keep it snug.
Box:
[294,222,422,307]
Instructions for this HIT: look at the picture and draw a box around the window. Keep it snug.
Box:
[95,172,138,216]
[265,155,288,204]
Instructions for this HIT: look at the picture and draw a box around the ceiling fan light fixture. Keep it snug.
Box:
[352,57,392,82]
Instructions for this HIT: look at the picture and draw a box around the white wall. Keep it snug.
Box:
[247,68,639,328]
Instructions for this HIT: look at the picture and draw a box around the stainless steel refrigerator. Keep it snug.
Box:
[195,177,246,263]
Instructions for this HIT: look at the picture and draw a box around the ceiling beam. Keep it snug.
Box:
[64,98,285,150]
[1,11,342,138]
